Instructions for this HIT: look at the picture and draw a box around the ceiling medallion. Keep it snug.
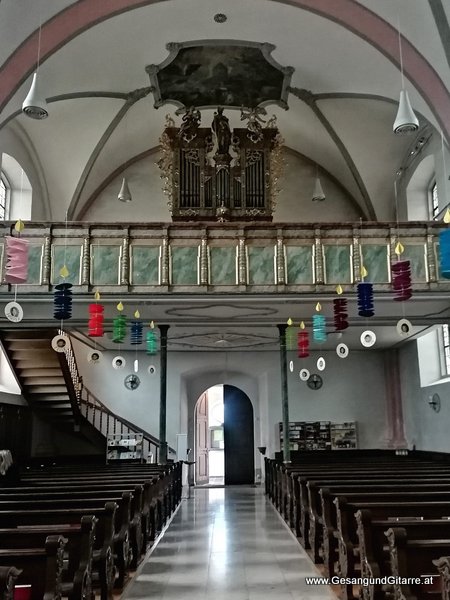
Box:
[146,40,293,110]
[214,13,227,23]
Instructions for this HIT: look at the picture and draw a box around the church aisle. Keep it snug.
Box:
[122,487,336,600]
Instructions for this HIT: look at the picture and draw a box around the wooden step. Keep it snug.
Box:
[11,353,61,370]
[30,392,71,400]
[25,385,68,394]
[2,331,55,341]
[15,368,62,378]
[33,400,72,407]
[22,376,66,386]
[6,340,54,351]
[12,349,55,359]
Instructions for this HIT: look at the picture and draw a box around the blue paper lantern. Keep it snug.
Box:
[439,230,450,279]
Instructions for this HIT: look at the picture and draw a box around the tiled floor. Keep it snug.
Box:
[122,486,336,600]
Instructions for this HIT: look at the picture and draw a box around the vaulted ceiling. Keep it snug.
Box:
[0,0,449,223]
[1,0,449,352]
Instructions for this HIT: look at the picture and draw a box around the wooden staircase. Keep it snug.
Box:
[0,330,165,461]
[1,329,83,429]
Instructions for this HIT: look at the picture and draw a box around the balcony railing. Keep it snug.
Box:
[0,221,446,293]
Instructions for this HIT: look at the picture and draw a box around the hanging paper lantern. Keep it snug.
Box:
[297,330,309,358]
[439,230,450,278]
[88,303,104,337]
[53,282,73,320]
[130,320,143,345]
[4,236,29,284]
[312,314,326,343]
[112,314,127,343]
[357,282,374,317]
[333,298,348,331]
[391,260,412,301]
[146,329,158,355]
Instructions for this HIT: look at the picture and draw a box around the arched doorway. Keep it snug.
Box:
[194,384,254,485]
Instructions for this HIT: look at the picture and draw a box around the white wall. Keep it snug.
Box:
[84,148,360,223]
[400,339,450,453]
[73,339,388,474]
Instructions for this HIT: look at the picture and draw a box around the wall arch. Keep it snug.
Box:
[0,0,449,142]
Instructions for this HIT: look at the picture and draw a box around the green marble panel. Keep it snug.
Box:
[91,245,120,285]
[361,244,389,283]
[323,245,352,284]
[436,242,444,280]
[51,245,81,285]
[171,246,198,285]
[26,244,43,284]
[131,246,159,285]
[286,246,313,284]
[210,247,236,285]
[248,246,275,285]
[403,244,427,282]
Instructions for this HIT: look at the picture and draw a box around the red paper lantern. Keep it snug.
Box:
[88,303,104,337]
[391,260,412,301]
[333,298,349,331]
[297,330,309,358]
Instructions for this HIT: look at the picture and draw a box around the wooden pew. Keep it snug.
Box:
[0,565,21,600]
[334,500,450,600]
[314,482,450,573]
[385,527,446,600]
[0,534,66,600]
[293,470,450,549]
[0,488,143,570]
[356,510,450,600]
[0,503,116,600]
[0,516,96,600]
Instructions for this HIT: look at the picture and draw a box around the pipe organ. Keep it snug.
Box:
[158,109,283,221]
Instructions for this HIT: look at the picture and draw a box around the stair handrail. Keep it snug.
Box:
[58,329,82,409]
[79,386,174,462]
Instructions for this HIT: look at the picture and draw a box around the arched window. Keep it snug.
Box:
[0,155,32,220]
[0,173,10,220]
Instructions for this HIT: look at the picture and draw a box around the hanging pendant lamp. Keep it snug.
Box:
[118,177,132,202]
[393,18,418,134]
[22,73,48,119]
[312,165,325,202]
[393,90,419,134]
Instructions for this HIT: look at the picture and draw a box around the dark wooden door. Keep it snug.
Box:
[224,385,254,485]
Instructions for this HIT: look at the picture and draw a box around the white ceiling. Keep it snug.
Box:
[0,0,449,351]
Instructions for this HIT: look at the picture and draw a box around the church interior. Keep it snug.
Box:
[1,0,450,598]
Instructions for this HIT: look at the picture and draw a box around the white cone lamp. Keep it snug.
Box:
[393,89,419,134]
[118,177,132,202]
[312,169,326,202]
[22,72,48,120]
[393,19,419,135]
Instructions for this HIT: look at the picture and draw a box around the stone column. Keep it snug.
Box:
[158,324,170,464]
[277,324,290,463]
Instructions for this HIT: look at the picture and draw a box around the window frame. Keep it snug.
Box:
[0,172,9,221]
[440,324,450,377]
[430,180,439,220]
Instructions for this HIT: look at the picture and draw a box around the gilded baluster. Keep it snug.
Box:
[81,236,90,285]
[42,235,52,285]
[238,238,247,285]
[276,237,286,284]
[314,232,324,285]
[120,236,130,285]
[199,238,209,285]
[161,237,170,285]
[352,234,362,283]
[426,232,437,282]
